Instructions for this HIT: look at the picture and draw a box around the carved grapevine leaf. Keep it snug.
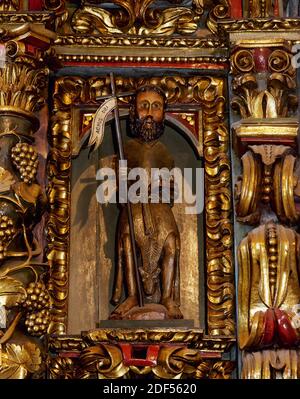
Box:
[0,277,26,308]
[0,167,15,193]
[0,348,27,379]
[13,182,42,205]
[0,343,41,379]
[22,343,42,373]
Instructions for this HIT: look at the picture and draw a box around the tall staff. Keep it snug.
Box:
[89,73,144,308]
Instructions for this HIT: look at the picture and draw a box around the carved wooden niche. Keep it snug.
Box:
[49,74,234,337]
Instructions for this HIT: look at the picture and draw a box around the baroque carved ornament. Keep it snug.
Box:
[71,0,204,35]
[0,24,56,379]
[49,345,235,379]
[47,332,235,379]
[231,47,297,119]
[49,75,234,336]
[70,0,229,36]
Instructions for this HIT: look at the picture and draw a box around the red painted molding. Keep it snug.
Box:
[29,0,43,10]
[230,0,243,18]
[119,343,160,367]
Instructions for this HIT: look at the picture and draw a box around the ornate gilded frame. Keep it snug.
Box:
[3,0,300,381]
[47,74,234,338]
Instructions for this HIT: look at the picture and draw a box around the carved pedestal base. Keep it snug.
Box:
[47,330,235,379]
[110,304,168,321]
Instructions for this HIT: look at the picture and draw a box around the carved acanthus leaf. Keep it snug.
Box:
[231,73,297,118]
[0,0,19,11]
[72,0,202,36]
[0,64,48,113]
[249,145,291,166]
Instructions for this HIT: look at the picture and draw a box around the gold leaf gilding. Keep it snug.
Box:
[0,276,26,308]
[0,343,41,379]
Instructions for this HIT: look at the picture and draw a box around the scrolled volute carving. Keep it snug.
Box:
[231,49,255,74]
[47,341,235,379]
[273,153,300,224]
[235,150,262,225]
[206,0,230,34]
[196,360,235,379]
[5,40,19,58]
[153,347,202,378]
[231,47,297,118]
[78,345,128,379]
[268,49,293,74]
[235,146,300,225]
[43,0,68,29]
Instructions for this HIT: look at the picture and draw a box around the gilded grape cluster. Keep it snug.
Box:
[23,281,51,336]
[23,281,51,311]
[0,215,16,259]
[25,309,50,336]
[11,143,38,184]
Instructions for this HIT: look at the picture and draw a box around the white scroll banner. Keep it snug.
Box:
[88,97,117,152]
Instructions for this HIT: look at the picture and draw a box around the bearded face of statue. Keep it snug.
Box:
[130,89,165,142]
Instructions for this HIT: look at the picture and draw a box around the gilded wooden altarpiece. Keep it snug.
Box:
[46,72,235,378]
[43,0,236,381]
[0,0,299,380]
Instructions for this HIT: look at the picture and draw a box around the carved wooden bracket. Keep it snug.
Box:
[47,332,235,379]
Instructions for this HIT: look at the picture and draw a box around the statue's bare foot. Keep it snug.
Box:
[162,298,183,319]
[110,296,138,319]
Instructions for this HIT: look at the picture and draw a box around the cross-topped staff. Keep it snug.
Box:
[88,72,144,308]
